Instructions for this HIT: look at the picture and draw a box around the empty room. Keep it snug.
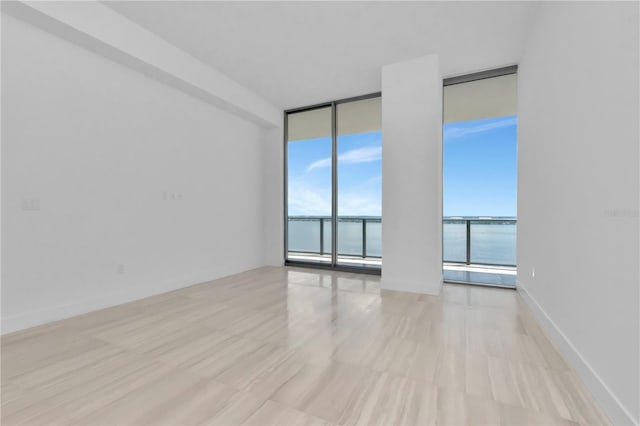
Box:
[1,1,638,425]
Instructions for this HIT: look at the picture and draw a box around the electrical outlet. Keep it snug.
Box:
[163,191,183,201]
[21,198,40,211]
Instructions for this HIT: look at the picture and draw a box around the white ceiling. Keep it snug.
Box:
[105,1,540,110]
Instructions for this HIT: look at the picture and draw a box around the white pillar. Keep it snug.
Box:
[262,125,285,266]
[381,54,443,295]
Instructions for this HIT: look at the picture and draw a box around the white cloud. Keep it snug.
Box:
[306,146,382,172]
[445,116,517,140]
[337,194,381,216]
[339,146,382,165]
[288,182,381,217]
[305,157,332,172]
[287,183,331,216]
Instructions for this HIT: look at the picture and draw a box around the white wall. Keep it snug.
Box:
[381,54,443,295]
[517,2,639,424]
[2,1,282,127]
[1,14,274,333]
[262,125,284,267]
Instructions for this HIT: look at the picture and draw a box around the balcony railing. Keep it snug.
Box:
[287,216,516,268]
[443,218,516,267]
[287,216,381,259]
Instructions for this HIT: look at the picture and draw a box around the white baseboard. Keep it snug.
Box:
[517,281,638,426]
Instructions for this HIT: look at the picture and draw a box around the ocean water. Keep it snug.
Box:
[288,218,381,257]
[288,217,516,265]
[443,220,516,265]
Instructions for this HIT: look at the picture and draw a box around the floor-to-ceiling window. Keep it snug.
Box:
[286,106,333,264]
[285,94,382,271]
[442,68,518,286]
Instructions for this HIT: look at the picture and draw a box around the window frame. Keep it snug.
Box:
[284,92,382,275]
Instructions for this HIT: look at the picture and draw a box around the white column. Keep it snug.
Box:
[262,125,285,266]
[381,54,443,295]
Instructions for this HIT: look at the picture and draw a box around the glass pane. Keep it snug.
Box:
[443,220,467,263]
[365,219,382,258]
[442,73,518,286]
[337,218,363,256]
[287,107,332,263]
[322,218,332,255]
[470,220,517,266]
[336,97,382,268]
[287,218,321,253]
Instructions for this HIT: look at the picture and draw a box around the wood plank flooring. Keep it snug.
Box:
[1,266,609,425]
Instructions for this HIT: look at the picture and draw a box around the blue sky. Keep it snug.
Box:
[288,114,517,217]
[443,115,517,217]
[287,131,382,216]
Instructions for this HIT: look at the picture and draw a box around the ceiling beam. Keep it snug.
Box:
[2,1,282,128]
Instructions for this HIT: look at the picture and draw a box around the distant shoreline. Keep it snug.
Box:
[288,215,517,220]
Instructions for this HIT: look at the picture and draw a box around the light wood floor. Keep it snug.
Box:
[2,266,609,425]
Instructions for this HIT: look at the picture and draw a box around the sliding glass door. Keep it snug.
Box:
[285,94,381,271]
[336,97,382,267]
[286,106,333,264]
[442,69,518,286]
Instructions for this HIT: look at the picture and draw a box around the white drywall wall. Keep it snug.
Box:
[517,2,639,424]
[262,125,284,267]
[1,13,271,333]
[2,1,281,127]
[381,54,443,295]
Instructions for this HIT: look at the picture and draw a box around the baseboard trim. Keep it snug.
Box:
[517,281,638,426]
